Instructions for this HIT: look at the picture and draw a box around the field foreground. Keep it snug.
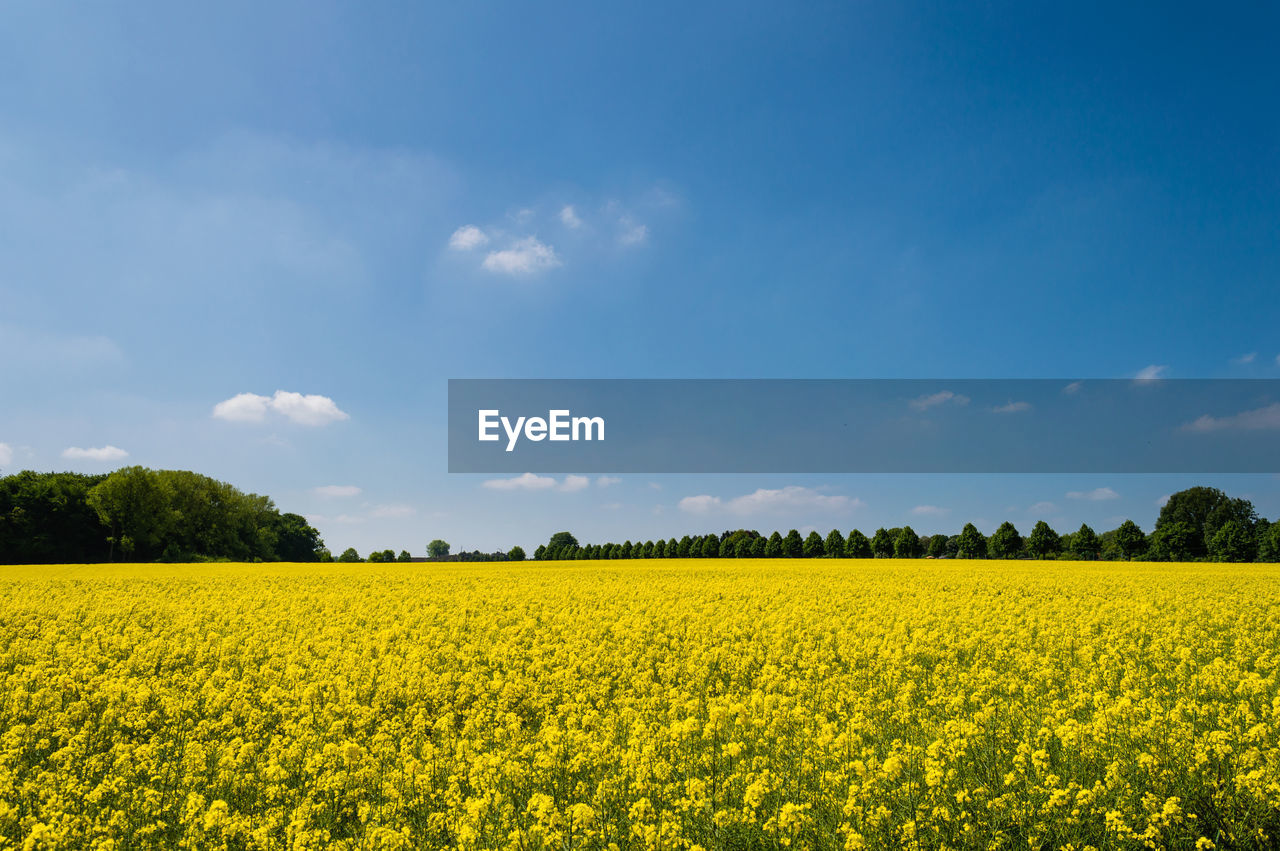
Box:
[1,560,1278,850]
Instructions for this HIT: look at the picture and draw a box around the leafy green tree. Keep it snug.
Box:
[764,531,784,558]
[337,547,361,563]
[1157,486,1257,558]
[86,466,172,561]
[1069,524,1100,560]
[667,538,679,558]
[955,523,987,559]
[1147,521,1196,562]
[533,544,547,560]
[870,528,895,559]
[824,529,846,557]
[926,534,947,558]
[1026,521,1061,559]
[620,540,633,558]
[750,535,766,557]
[783,529,804,558]
[1259,523,1280,562]
[802,530,824,558]
[677,535,693,557]
[0,471,111,563]
[1114,520,1147,560]
[701,535,720,558]
[507,545,526,561]
[427,539,451,558]
[396,550,412,562]
[1208,519,1256,563]
[272,512,325,562]
[988,522,1023,559]
[733,536,754,558]
[894,526,922,558]
[548,532,579,551]
[845,530,872,559]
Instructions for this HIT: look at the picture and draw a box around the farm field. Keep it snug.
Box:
[1,560,1277,850]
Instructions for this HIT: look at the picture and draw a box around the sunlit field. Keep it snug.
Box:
[1,560,1277,850]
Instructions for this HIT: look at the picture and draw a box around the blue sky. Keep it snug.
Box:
[2,1,1278,555]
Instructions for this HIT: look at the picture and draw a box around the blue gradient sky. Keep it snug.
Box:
[2,2,1278,554]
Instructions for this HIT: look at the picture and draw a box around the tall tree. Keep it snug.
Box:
[764,531,784,558]
[870,528,895,559]
[894,526,922,558]
[845,529,872,559]
[1147,521,1196,562]
[1069,523,1100,560]
[1157,487,1257,557]
[1026,521,1061,559]
[1208,520,1256,563]
[427,539,451,558]
[1114,520,1147,560]
[802,530,825,558]
[824,529,846,557]
[988,522,1023,559]
[783,529,804,558]
[955,524,987,559]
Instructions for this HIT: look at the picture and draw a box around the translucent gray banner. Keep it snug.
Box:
[448,379,1280,473]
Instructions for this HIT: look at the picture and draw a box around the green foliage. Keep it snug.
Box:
[337,547,361,563]
[870,528,894,559]
[926,534,948,558]
[764,531,784,558]
[1157,486,1257,558]
[802,530,825,558]
[782,529,804,558]
[955,523,987,559]
[506,546,525,562]
[1114,520,1147,560]
[0,471,111,563]
[397,550,412,562]
[824,529,846,557]
[427,539,451,558]
[1147,521,1196,562]
[1026,521,1061,559]
[894,526,922,558]
[988,522,1023,559]
[845,530,872,559]
[1069,524,1099,560]
[1208,519,1256,563]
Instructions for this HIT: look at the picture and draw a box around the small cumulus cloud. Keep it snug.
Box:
[0,443,13,466]
[1062,381,1083,395]
[62,445,129,462]
[679,486,862,516]
[560,475,590,493]
[559,205,583,229]
[1134,364,1168,382]
[617,217,648,246]
[909,390,969,412]
[1181,402,1280,433]
[213,390,348,426]
[448,225,489,251]
[1233,352,1257,365]
[313,485,362,498]
[1067,487,1119,501]
[1027,501,1057,515]
[992,400,1032,414]
[596,476,620,487]
[911,505,949,516]
[482,237,561,275]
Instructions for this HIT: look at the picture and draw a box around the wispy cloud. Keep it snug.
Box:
[1182,402,1280,433]
[1062,381,1083,395]
[482,236,561,275]
[596,476,620,487]
[1134,364,1167,382]
[559,205,583,229]
[1066,487,1119,501]
[62,445,128,462]
[213,390,349,426]
[481,472,591,492]
[369,504,415,519]
[448,225,489,251]
[909,390,969,412]
[1233,352,1257,365]
[1027,501,1057,515]
[0,443,13,467]
[992,400,1031,414]
[679,486,862,516]
[911,504,949,516]
[617,216,648,246]
[313,485,362,498]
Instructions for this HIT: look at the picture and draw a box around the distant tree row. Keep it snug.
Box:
[333,543,526,563]
[0,468,326,563]
[532,488,1280,563]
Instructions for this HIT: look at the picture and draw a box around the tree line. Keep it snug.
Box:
[0,468,326,563]
[533,487,1280,563]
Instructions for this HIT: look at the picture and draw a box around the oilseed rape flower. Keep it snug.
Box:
[0,559,1277,848]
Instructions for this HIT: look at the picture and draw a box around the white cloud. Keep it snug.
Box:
[1062,381,1083,395]
[1027,501,1057,515]
[1066,487,1119,501]
[482,472,559,491]
[313,485,362,498]
[0,443,12,466]
[911,505,949,516]
[1182,402,1280,433]
[1157,494,1171,507]
[909,390,970,412]
[213,390,349,426]
[1233,352,1257,364]
[1134,364,1167,381]
[618,217,648,246]
[648,482,662,490]
[596,476,621,487]
[448,225,489,251]
[560,475,590,493]
[679,486,862,516]
[559,205,583,229]
[369,504,415,519]
[482,237,561,275]
[992,400,1031,414]
[62,445,129,462]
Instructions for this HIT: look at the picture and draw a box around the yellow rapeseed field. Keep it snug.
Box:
[1,560,1277,850]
